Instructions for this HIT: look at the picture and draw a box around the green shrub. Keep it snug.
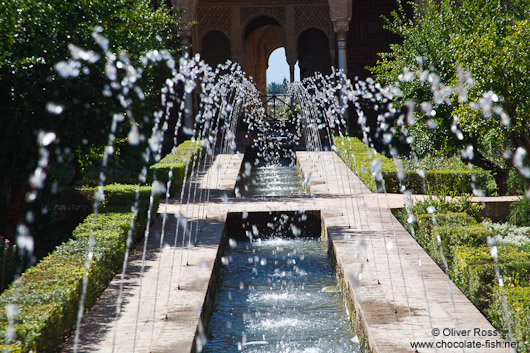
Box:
[489,285,530,352]
[72,213,131,238]
[428,223,491,269]
[485,221,530,252]
[452,245,530,311]
[0,345,24,353]
[415,212,476,245]
[0,179,159,351]
[0,233,127,351]
[508,197,530,227]
[414,212,477,249]
[507,168,530,196]
[334,136,395,193]
[334,136,496,195]
[148,140,206,196]
[78,184,160,237]
[396,195,484,237]
[403,169,496,196]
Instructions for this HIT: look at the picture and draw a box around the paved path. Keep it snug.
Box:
[63,151,514,353]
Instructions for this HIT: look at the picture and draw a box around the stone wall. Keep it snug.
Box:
[346,0,402,80]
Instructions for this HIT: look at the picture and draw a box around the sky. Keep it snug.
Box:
[266,47,300,86]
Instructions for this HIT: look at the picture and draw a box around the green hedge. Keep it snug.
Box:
[415,212,477,249]
[0,214,129,351]
[334,136,496,195]
[334,136,395,193]
[78,184,157,239]
[452,245,530,311]
[489,286,530,353]
[0,182,161,352]
[148,140,206,195]
[424,223,491,269]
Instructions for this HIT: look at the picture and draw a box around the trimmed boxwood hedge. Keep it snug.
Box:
[425,223,491,269]
[415,212,477,249]
[398,197,530,348]
[489,285,530,352]
[452,245,530,311]
[0,213,132,352]
[78,184,157,239]
[334,136,496,195]
[148,140,205,196]
[0,183,161,352]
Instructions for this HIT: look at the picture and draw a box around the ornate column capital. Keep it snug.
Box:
[332,19,350,35]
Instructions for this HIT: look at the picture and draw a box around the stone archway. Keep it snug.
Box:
[243,17,284,95]
[172,0,352,73]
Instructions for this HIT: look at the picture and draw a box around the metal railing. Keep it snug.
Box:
[261,94,295,120]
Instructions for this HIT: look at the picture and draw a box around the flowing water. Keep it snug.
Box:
[204,154,359,352]
[238,161,307,197]
[202,237,360,353]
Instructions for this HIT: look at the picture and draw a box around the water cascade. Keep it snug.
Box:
[203,235,360,353]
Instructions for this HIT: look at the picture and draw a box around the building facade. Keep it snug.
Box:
[171,0,400,94]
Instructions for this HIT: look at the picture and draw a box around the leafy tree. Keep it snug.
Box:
[267,81,284,94]
[281,77,289,92]
[371,0,530,194]
[0,0,183,240]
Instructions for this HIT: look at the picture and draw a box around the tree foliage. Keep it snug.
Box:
[267,82,283,94]
[371,0,530,194]
[0,0,183,238]
[267,78,289,94]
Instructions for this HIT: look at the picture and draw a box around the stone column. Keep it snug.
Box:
[332,19,350,129]
[285,6,297,82]
[333,19,350,75]
[286,50,298,82]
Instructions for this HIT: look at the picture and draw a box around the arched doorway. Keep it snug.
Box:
[298,28,332,79]
[266,47,299,91]
[243,16,285,95]
[201,30,231,69]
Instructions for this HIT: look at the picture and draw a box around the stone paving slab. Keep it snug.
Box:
[64,151,516,353]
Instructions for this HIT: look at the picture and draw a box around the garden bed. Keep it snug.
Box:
[396,196,530,352]
[334,136,496,195]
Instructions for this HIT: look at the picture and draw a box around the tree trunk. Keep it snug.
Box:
[466,141,510,196]
[492,168,510,196]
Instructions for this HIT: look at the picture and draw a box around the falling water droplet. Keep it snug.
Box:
[128,125,140,145]
[46,102,64,115]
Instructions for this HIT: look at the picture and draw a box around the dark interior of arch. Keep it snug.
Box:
[298,28,332,78]
[244,16,281,40]
[201,30,231,68]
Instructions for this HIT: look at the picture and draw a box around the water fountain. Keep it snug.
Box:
[1,22,527,353]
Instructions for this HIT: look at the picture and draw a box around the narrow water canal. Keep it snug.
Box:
[203,152,360,352]
[236,148,307,197]
[202,237,360,353]
[239,163,307,197]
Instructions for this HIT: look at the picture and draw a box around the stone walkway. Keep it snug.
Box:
[63,151,515,353]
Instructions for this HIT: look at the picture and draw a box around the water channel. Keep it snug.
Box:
[202,149,361,353]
